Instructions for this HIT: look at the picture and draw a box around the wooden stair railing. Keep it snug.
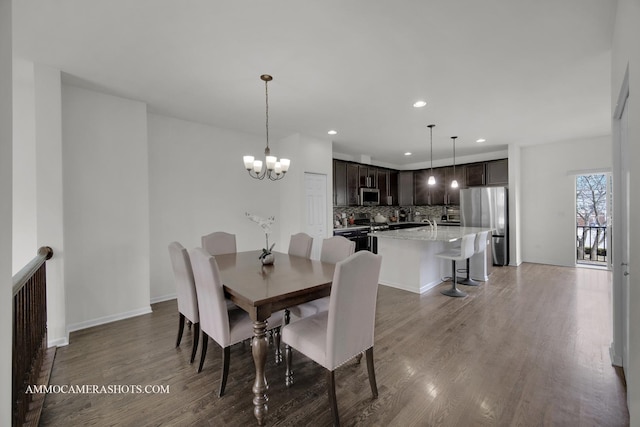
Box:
[12,246,56,427]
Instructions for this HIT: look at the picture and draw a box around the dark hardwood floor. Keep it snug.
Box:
[40,263,629,426]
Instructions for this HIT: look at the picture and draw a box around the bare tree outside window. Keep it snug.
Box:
[576,174,608,264]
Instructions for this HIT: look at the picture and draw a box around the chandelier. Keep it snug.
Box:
[243,74,290,181]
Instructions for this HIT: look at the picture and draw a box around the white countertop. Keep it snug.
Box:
[374,225,493,242]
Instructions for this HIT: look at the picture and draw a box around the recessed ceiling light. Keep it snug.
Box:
[328,130,337,135]
[476,138,486,143]
[413,100,427,108]
[404,152,412,156]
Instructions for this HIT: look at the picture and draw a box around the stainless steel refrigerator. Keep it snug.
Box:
[460,187,509,266]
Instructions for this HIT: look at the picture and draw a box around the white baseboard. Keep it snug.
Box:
[48,336,69,348]
[66,306,152,335]
[609,343,623,367]
[150,293,176,304]
[380,279,441,294]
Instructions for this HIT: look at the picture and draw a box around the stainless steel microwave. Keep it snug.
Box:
[360,187,380,205]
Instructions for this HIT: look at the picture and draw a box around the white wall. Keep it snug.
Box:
[277,133,333,258]
[612,0,640,422]
[520,135,612,267]
[34,64,66,345]
[62,85,151,332]
[147,113,281,301]
[0,0,13,422]
[507,144,522,266]
[12,59,37,273]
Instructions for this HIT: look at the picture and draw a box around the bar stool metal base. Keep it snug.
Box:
[456,258,480,286]
[441,260,468,298]
[441,287,468,297]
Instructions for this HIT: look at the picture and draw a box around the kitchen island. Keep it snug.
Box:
[374,225,493,294]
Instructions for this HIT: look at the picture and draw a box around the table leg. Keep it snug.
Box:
[284,309,294,387]
[252,320,269,426]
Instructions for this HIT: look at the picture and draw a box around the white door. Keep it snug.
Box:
[620,95,630,370]
[304,173,327,260]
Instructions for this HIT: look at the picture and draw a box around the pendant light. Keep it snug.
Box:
[450,136,459,188]
[242,74,291,181]
[427,124,436,185]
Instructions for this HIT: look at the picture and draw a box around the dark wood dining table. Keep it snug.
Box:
[215,250,335,426]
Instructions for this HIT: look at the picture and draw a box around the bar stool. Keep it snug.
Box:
[458,230,490,286]
[436,234,476,298]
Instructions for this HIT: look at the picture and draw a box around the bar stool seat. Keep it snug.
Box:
[458,230,491,286]
[436,234,476,298]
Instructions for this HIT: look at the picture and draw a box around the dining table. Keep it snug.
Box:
[215,250,335,426]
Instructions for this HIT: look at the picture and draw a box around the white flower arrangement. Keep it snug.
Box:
[246,212,276,260]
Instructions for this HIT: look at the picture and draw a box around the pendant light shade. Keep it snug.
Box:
[427,124,436,185]
[451,136,459,188]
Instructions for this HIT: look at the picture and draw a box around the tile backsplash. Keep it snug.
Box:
[333,205,446,223]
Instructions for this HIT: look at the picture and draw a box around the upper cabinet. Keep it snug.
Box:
[485,159,509,186]
[359,166,377,188]
[333,158,507,207]
[465,162,485,187]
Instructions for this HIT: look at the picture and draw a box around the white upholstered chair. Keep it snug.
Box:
[436,234,476,297]
[168,242,200,364]
[288,233,313,258]
[189,248,284,396]
[201,231,237,256]
[282,251,382,426]
[201,231,238,311]
[288,236,355,320]
[457,230,491,286]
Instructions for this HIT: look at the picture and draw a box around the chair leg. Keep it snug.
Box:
[355,353,363,364]
[198,332,209,373]
[365,347,378,398]
[176,313,185,347]
[326,370,340,427]
[441,260,467,297]
[219,346,231,397]
[190,322,200,364]
[273,326,282,365]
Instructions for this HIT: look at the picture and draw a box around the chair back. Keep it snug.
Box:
[189,248,231,346]
[288,233,313,258]
[326,251,382,369]
[460,234,476,259]
[202,232,237,256]
[475,231,490,254]
[168,242,199,323]
[320,236,355,264]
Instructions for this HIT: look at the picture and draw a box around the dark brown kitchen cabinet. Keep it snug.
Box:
[378,169,389,205]
[445,166,463,205]
[333,160,347,206]
[389,170,398,206]
[398,171,414,206]
[465,162,485,187]
[346,162,360,205]
[359,166,377,188]
[486,159,509,186]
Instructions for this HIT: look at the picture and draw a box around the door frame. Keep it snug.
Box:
[610,67,629,368]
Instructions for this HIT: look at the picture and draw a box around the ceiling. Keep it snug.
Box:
[12,0,617,168]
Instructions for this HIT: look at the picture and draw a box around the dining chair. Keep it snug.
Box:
[282,250,382,426]
[436,234,476,297]
[288,236,355,320]
[168,242,200,364]
[189,247,284,397]
[288,232,313,258]
[201,231,237,256]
